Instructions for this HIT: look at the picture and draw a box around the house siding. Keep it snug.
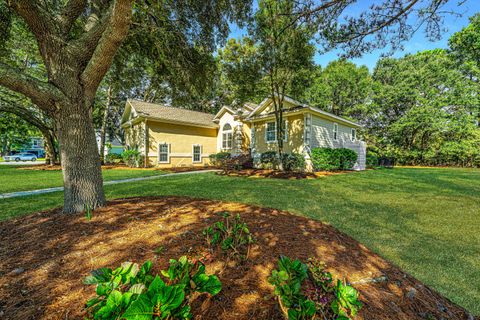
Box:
[216,110,251,154]
[252,114,304,154]
[146,121,217,167]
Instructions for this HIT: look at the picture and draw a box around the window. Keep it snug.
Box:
[222,123,233,149]
[333,123,338,140]
[351,128,356,141]
[266,122,276,142]
[158,143,169,163]
[266,120,288,143]
[192,145,202,163]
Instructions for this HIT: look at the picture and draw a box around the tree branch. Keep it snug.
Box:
[81,0,133,98]
[0,62,65,111]
[58,0,88,34]
[7,0,55,42]
[0,103,52,132]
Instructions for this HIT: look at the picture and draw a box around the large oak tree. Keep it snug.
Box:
[0,0,251,213]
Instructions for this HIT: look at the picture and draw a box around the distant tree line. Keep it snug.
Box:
[213,14,480,167]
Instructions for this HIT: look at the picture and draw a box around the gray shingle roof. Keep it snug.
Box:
[128,100,217,128]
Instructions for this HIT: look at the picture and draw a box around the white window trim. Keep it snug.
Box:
[333,123,338,141]
[158,143,170,164]
[351,128,356,142]
[222,124,233,150]
[192,144,202,163]
[265,120,288,143]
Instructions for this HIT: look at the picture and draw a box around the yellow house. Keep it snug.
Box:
[121,95,366,170]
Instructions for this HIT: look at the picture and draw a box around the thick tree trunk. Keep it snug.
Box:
[56,102,106,213]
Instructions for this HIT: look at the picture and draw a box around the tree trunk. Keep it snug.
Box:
[56,102,106,213]
[99,86,113,164]
[43,131,57,165]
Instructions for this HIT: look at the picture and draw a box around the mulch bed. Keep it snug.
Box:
[0,197,474,320]
[219,168,350,179]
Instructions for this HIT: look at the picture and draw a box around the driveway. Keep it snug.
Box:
[0,160,46,165]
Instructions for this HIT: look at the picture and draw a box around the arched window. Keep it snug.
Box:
[222,123,233,149]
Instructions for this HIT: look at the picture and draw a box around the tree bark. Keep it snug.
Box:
[56,101,106,213]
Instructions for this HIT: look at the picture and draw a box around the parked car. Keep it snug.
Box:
[3,153,37,162]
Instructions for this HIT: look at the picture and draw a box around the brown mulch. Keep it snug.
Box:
[219,168,350,179]
[0,197,474,320]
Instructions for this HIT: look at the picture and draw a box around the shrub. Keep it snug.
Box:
[209,152,231,167]
[311,148,357,171]
[269,256,362,320]
[105,153,123,165]
[281,153,306,172]
[366,152,379,169]
[260,151,279,169]
[84,257,221,319]
[203,212,255,259]
[121,149,144,168]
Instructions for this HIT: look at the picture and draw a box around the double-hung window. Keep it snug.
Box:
[266,122,276,142]
[192,145,202,163]
[266,120,288,143]
[333,123,338,140]
[159,143,170,163]
[222,124,233,149]
[351,128,356,141]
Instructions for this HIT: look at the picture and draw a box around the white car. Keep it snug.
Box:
[3,153,37,162]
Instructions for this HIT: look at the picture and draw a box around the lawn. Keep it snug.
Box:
[0,167,479,315]
[0,165,165,193]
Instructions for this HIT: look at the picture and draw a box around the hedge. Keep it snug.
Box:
[311,147,357,171]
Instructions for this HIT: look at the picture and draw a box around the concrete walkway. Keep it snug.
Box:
[0,169,219,200]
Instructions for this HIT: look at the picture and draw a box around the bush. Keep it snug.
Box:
[105,153,123,165]
[84,257,222,319]
[209,152,231,167]
[121,149,144,168]
[311,148,357,171]
[260,151,279,169]
[281,153,306,172]
[203,212,255,260]
[269,256,362,320]
[366,152,379,169]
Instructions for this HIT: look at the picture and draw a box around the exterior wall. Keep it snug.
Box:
[124,121,146,153]
[146,121,217,167]
[309,114,366,170]
[216,110,251,154]
[251,114,305,154]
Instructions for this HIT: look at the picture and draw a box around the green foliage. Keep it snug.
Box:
[303,60,372,118]
[84,257,221,320]
[203,212,254,259]
[105,153,123,165]
[260,151,280,168]
[281,153,306,172]
[122,149,144,168]
[209,152,232,168]
[269,256,362,320]
[85,204,93,221]
[311,148,357,171]
[365,151,379,169]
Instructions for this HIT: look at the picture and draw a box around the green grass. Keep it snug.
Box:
[0,165,165,193]
[0,167,479,315]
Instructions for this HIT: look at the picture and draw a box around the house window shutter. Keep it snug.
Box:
[283,120,288,142]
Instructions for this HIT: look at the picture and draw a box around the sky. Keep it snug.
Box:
[228,0,480,70]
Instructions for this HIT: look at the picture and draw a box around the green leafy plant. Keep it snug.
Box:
[281,153,306,172]
[203,212,254,259]
[209,152,231,167]
[269,256,362,320]
[105,153,123,165]
[85,204,93,221]
[121,149,144,168]
[260,151,280,169]
[84,257,221,319]
[311,148,357,171]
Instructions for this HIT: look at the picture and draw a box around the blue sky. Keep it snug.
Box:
[228,0,479,70]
